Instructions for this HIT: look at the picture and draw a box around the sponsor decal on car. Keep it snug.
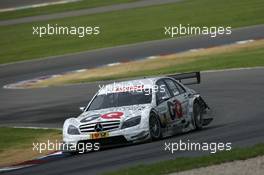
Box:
[91,131,109,139]
[80,114,100,123]
[101,112,123,119]
[168,100,183,120]
[114,85,145,92]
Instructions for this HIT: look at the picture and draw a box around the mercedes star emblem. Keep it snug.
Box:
[94,123,103,132]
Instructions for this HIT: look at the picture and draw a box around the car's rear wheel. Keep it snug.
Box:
[194,102,203,130]
[149,113,162,140]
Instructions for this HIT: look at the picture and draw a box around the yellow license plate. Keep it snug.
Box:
[90,132,109,139]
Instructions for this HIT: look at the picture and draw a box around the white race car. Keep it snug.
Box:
[63,72,212,152]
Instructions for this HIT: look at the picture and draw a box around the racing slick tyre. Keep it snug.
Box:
[193,102,203,130]
[149,113,162,140]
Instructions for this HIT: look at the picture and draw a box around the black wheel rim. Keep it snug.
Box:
[150,115,160,138]
[195,105,203,127]
[197,113,201,125]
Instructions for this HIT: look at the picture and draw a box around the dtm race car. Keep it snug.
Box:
[63,72,213,151]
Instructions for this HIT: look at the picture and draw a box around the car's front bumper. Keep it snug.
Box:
[62,125,149,152]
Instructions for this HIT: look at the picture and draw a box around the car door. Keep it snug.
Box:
[163,78,189,122]
[155,79,174,127]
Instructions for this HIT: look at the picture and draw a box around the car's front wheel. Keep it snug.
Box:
[149,113,162,140]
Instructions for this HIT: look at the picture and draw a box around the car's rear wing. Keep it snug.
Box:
[168,72,201,85]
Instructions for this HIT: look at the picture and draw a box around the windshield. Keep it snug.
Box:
[87,90,152,111]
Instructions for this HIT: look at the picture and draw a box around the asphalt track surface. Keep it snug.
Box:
[0,25,264,174]
[0,0,182,26]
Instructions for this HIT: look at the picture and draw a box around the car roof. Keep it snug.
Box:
[98,77,166,95]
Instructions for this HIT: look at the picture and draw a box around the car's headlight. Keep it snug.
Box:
[67,125,80,135]
[121,116,141,129]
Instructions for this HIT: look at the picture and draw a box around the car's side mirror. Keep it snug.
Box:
[161,96,170,101]
[79,106,85,112]
[157,95,170,105]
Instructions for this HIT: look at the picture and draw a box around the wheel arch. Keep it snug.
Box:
[149,108,166,128]
[189,95,209,113]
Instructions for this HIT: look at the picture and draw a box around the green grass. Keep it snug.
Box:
[0,0,138,20]
[103,143,264,175]
[0,0,264,64]
[70,43,264,83]
[148,45,264,74]
[0,127,61,151]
